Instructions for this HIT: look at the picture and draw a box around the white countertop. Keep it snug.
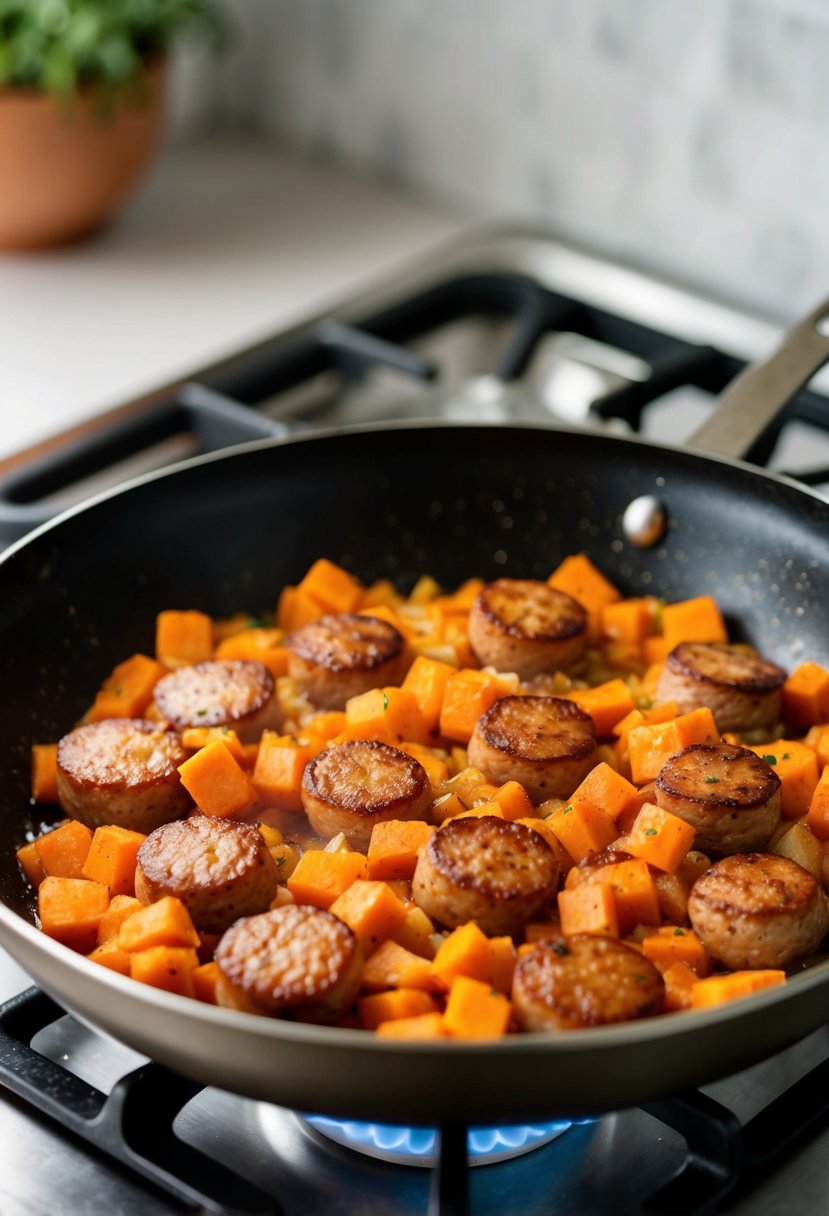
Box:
[0,134,463,461]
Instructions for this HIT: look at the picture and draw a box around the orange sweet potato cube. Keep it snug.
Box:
[747,741,819,819]
[661,595,727,649]
[155,609,214,666]
[624,803,696,874]
[177,740,258,817]
[443,975,512,1039]
[118,895,200,952]
[251,733,310,811]
[557,883,620,937]
[286,849,368,909]
[31,743,59,804]
[297,558,363,615]
[35,820,94,880]
[329,880,409,950]
[367,819,435,881]
[38,876,110,953]
[81,825,147,896]
[402,656,458,735]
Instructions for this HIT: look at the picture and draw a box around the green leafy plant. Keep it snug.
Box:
[0,0,224,98]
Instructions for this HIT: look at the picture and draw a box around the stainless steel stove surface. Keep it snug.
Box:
[2,225,829,1215]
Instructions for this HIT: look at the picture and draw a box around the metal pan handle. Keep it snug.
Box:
[687,297,829,461]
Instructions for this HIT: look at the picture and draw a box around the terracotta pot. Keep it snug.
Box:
[0,60,168,251]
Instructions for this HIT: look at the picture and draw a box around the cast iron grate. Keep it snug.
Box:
[1,988,829,1216]
[2,271,829,543]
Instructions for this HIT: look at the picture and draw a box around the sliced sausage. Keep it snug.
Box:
[214,904,362,1022]
[655,742,781,855]
[654,643,786,733]
[467,579,587,678]
[56,718,191,832]
[135,815,278,933]
[466,695,596,803]
[301,739,432,850]
[411,815,559,935]
[512,935,665,1031]
[688,852,829,970]
[287,613,404,710]
[153,660,279,742]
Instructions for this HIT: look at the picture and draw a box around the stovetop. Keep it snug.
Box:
[2,225,829,1215]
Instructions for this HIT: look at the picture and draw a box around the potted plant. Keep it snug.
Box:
[0,0,223,250]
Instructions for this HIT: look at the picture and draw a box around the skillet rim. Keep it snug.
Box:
[1,419,829,1110]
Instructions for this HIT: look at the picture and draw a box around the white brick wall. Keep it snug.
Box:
[186,0,829,320]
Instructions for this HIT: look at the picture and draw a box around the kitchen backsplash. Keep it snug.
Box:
[182,0,829,322]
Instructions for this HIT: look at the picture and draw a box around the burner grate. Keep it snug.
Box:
[2,988,829,1216]
[4,263,829,543]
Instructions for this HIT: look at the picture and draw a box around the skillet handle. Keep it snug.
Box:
[687,297,829,461]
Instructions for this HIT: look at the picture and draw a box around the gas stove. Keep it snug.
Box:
[2,226,829,1215]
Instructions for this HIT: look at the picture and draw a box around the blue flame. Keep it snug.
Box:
[306,1116,574,1163]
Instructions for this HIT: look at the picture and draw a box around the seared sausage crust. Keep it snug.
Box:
[287,613,404,709]
[655,743,782,855]
[411,815,559,935]
[512,935,665,1031]
[56,718,191,832]
[468,579,587,678]
[153,660,279,742]
[135,815,278,933]
[301,739,432,849]
[688,853,829,970]
[467,695,596,803]
[214,904,362,1022]
[655,643,786,733]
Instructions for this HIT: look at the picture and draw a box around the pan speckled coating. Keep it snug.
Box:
[2,421,829,1122]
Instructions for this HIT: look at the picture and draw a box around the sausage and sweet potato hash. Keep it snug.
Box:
[18,554,829,1039]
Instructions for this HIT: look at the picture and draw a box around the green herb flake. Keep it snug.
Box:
[674,928,686,936]
[782,753,791,760]
[196,708,208,718]
[562,805,573,815]
[705,776,720,784]
[383,692,389,711]
[275,855,286,868]
[644,827,658,836]
[763,754,778,766]
[552,942,570,957]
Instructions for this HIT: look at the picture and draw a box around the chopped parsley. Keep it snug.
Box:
[782,753,790,760]
[674,928,686,936]
[552,942,570,957]
[196,708,208,718]
[382,692,389,711]
[644,827,658,836]
[763,754,778,765]
[562,805,573,815]
[705,776,720,784]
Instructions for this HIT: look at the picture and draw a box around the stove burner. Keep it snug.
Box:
[296,1112,573,1167]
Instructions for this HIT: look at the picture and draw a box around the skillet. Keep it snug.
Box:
[1,297,829,1124]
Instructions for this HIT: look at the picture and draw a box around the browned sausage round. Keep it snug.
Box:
[688,853,829,970]
[214,904,362,1021]
[467,578,587,678]
[512,935,665,1031]
[467,695,596,803]
[411,815,559,935]
[301,739,432,850]
[287,613,404,709]
[56,718,191,832]
[135,815,278,933]
[153,660,280,742]
[655,742,782,855]
[654,643,786,733]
